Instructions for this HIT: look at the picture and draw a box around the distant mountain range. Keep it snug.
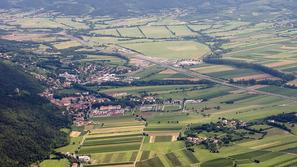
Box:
[1,0,296,20]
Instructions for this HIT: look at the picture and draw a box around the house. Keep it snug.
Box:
[90,108,125,117]
[139,104,162,112]
[100,105,121,111]
[72,163,78,167]
[78,156,91,163]
[143,96,156,103]
[187,136,207,144]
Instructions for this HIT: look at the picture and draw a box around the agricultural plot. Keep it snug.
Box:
[136,157,165,167]
[143,72,194,81]
[54,17,89,29]
[0,33,60,42]
[150,18,184,26]
[158,85,233,100]
[118,27,145,38]
[40,159,70,167]
[132,65,165,79]
[90,28,120,36]
[167,25,197,37]
[78,125,144,165]
[138,142,200,166]
[165,152,182,166]
[121,41,211,60]
[101,84,207,97]
[154,136,173,142]
[81,35,149,45]
[191,64,235,74]
[207,68,260,79]
[6,10,297,167]
[193,127,297,166]
[79,55,127,65]
[139,26,174,38]
[258,86,297,97]
[52,40,82,50]
[188,24,212,31]
[8,17,65,29]
[55,136,83,153]
[106,17,157,27]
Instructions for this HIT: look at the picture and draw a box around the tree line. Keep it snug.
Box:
[203,56,296,82]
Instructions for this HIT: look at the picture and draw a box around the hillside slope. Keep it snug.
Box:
[0,62,70,167]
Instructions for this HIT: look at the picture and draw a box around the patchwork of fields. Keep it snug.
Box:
[1,9,297,167]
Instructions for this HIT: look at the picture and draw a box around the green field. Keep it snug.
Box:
[40,159,70,167]
[80,55,127,65]
[121,41,211,60]
[140,26,174,38]
[6,9,297,167]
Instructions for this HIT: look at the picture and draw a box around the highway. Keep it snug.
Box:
[61,31,297,102]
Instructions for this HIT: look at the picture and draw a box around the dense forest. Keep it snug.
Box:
[0,62,70,167]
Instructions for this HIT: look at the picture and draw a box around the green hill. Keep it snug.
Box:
[0,62,70,167]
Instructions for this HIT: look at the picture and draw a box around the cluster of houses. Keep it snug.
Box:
[186,136,221,148]
[90,105,125,117]
[218,118,247,129]
[77,63,137,84]
[0,53,11,60]
[174,59,202,67]
[88,73,120,83]
[59,72,80,84]
[40,90,121,126]
[64,152,91,166]
[42,92,109,111]
[187,136,207,144]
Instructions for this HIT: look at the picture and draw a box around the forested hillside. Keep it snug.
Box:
[0,62,70,167]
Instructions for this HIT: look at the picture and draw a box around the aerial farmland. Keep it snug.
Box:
[1,1,297,167]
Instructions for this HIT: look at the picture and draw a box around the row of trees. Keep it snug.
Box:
[204,56,296,81]
[100,79,214,87]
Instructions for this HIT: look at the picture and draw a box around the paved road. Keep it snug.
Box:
[61,32,297,102]
[128,52,297,101]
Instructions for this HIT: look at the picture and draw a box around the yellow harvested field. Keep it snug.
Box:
[102,164,134,167]
[53,40,82,50]
[91,29,119,36]
[281,45,297,50]
[265,61,296,68]
[213,105,260,115]
[129,58,151,67]
[69,131,81,138]
[1,33,49,42]
[9,18,65,29]
[159,69,178,74]
[87,131,142,139]
[90,125,144,135]
[191,65,235,74]
[251,141,280,149]
[232,74,279,81]
[246,85,268,90]
[163,78,200,81]
[149,136,156,143]
[171,135,178,142]
[55,18,89,29]
[147,132,180,136]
